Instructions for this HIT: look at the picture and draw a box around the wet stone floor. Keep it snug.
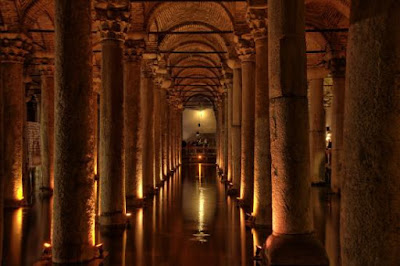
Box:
[3,164,340,266]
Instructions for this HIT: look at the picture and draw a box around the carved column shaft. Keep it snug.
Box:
[341,2,400,265]
[124,40,144,206]
[330,59,346,193]
[267,0,328,264]
[140,60,155,196]
[0,34,31,206]
[52,0,96,262]
[308,77,326,184]
[161,89,168,178]
[223,92,229,176]
[238,41,256,208]
[231,64,242,193]
[248,8,272,227]
[96,3,129,226]
[153,84,162,186]
[39,60,55,195]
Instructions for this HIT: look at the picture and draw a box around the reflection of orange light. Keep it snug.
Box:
[16,208,23,228]
[96,243,103,248]
[198,163,202,180]
[126,212,132,217]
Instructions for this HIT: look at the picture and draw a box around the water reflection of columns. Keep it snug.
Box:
[325,195,340,266]
[101,230,127,265]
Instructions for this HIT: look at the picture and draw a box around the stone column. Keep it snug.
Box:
[124,39,144,207]
[52,0,96,262]
[216,103,222,170]
[248,8,272,227]
[38,57,55,196]
[330,58,346,193]
[308,74,326,184]
[266,0,328,264]
[0,43,3,265]
[161,89,168,178]
[153,84,162,186]
[166,103,172,174]
[0,34,31,207]
[341,2,400,265]
[177,109,182,166]
[237,40,256,209]
[142,60,155,196]
[227,60,242,195]
[224,75,233,182]
[96,3,129,227]
[174,107,180,168]
[223,91,229,177]
[168,103,175,171]
[135,62,148,200]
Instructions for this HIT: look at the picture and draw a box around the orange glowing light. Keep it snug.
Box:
[44,242,51,248]
[198,155,202,159]
[126,212,132,217]
[96,243,103,248]
[16,186,24,201]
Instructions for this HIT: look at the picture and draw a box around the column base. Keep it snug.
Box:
[266,233,328,265]
[4,198,25,209]
[126,196,145,208]
[99,212,127,229]
[51,245,102,265]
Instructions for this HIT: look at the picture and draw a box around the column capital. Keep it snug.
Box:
[33,55,55,76]
[167,92,183,110]
[0,33,32,63]
[247,8,267,41]
[226,59,241,70]
[328,57,346,78]
[235,38,255,62]
[124,39,145,62]
[94,0,130,41]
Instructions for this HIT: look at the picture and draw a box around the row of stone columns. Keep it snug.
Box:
[2,1,183,262]
[218,2,329,264]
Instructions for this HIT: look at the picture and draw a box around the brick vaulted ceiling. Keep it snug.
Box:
[0,0,349,109]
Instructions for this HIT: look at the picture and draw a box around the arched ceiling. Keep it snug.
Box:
[0,0,350,110]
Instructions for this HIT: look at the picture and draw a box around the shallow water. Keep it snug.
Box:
[3,164,340,266]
